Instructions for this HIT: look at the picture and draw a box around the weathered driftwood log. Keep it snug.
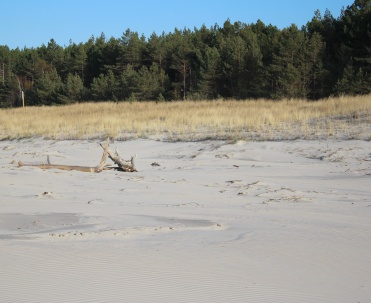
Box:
[100,140,137,172]
[18,162,107,173]
[18,140,109,173]
[18,138,136,173]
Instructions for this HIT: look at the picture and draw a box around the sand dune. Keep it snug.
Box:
[1,139,370,302]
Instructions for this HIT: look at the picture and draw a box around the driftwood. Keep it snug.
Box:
[18,138,137,173]
[99,141,137,172]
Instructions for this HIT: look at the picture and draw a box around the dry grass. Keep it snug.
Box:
[1,95,370,141]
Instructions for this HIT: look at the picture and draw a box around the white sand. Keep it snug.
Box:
[0,138,370,303]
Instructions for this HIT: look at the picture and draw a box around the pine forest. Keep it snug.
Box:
[1,0,370,107]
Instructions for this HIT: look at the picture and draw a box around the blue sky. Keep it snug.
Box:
[1,0,353,49]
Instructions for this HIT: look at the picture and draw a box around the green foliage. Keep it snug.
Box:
[137,63,168,100]
[30,67,64,105]
[118,64,140,100]
[120,29,146,69]
[334,64,371,95]
[199,46,220,98]
[2,0,370,107]
[91,70,117,101]
[65,73,84,102]
[156,93,165,102]
[64,43,87,83]
[0,73,20,107]
[269,26,300,98]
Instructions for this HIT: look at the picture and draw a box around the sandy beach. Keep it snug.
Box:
[1,138,370,303]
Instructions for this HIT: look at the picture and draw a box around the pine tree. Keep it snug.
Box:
[65,73,84,102]
[117,64,140,100]
[91,70,117,101]
[239,26,265,98]
[339,0,371,91]
[168,29,196,99]
[334,63,371,95]
[85,33,107,85]
[32,67,63,105]
[269,25,306,99]
[302,32,331,99]
[119,29,145,69]
[146,32,166,68]
[136,63,168,100]
[65,43,87,84]
[199,46,220,98]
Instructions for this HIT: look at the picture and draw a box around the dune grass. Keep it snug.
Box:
[1,95,370,141]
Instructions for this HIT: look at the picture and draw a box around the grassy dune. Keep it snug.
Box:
[1,95,370,141]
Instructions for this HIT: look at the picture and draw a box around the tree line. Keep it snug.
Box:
[1,0,370,107]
